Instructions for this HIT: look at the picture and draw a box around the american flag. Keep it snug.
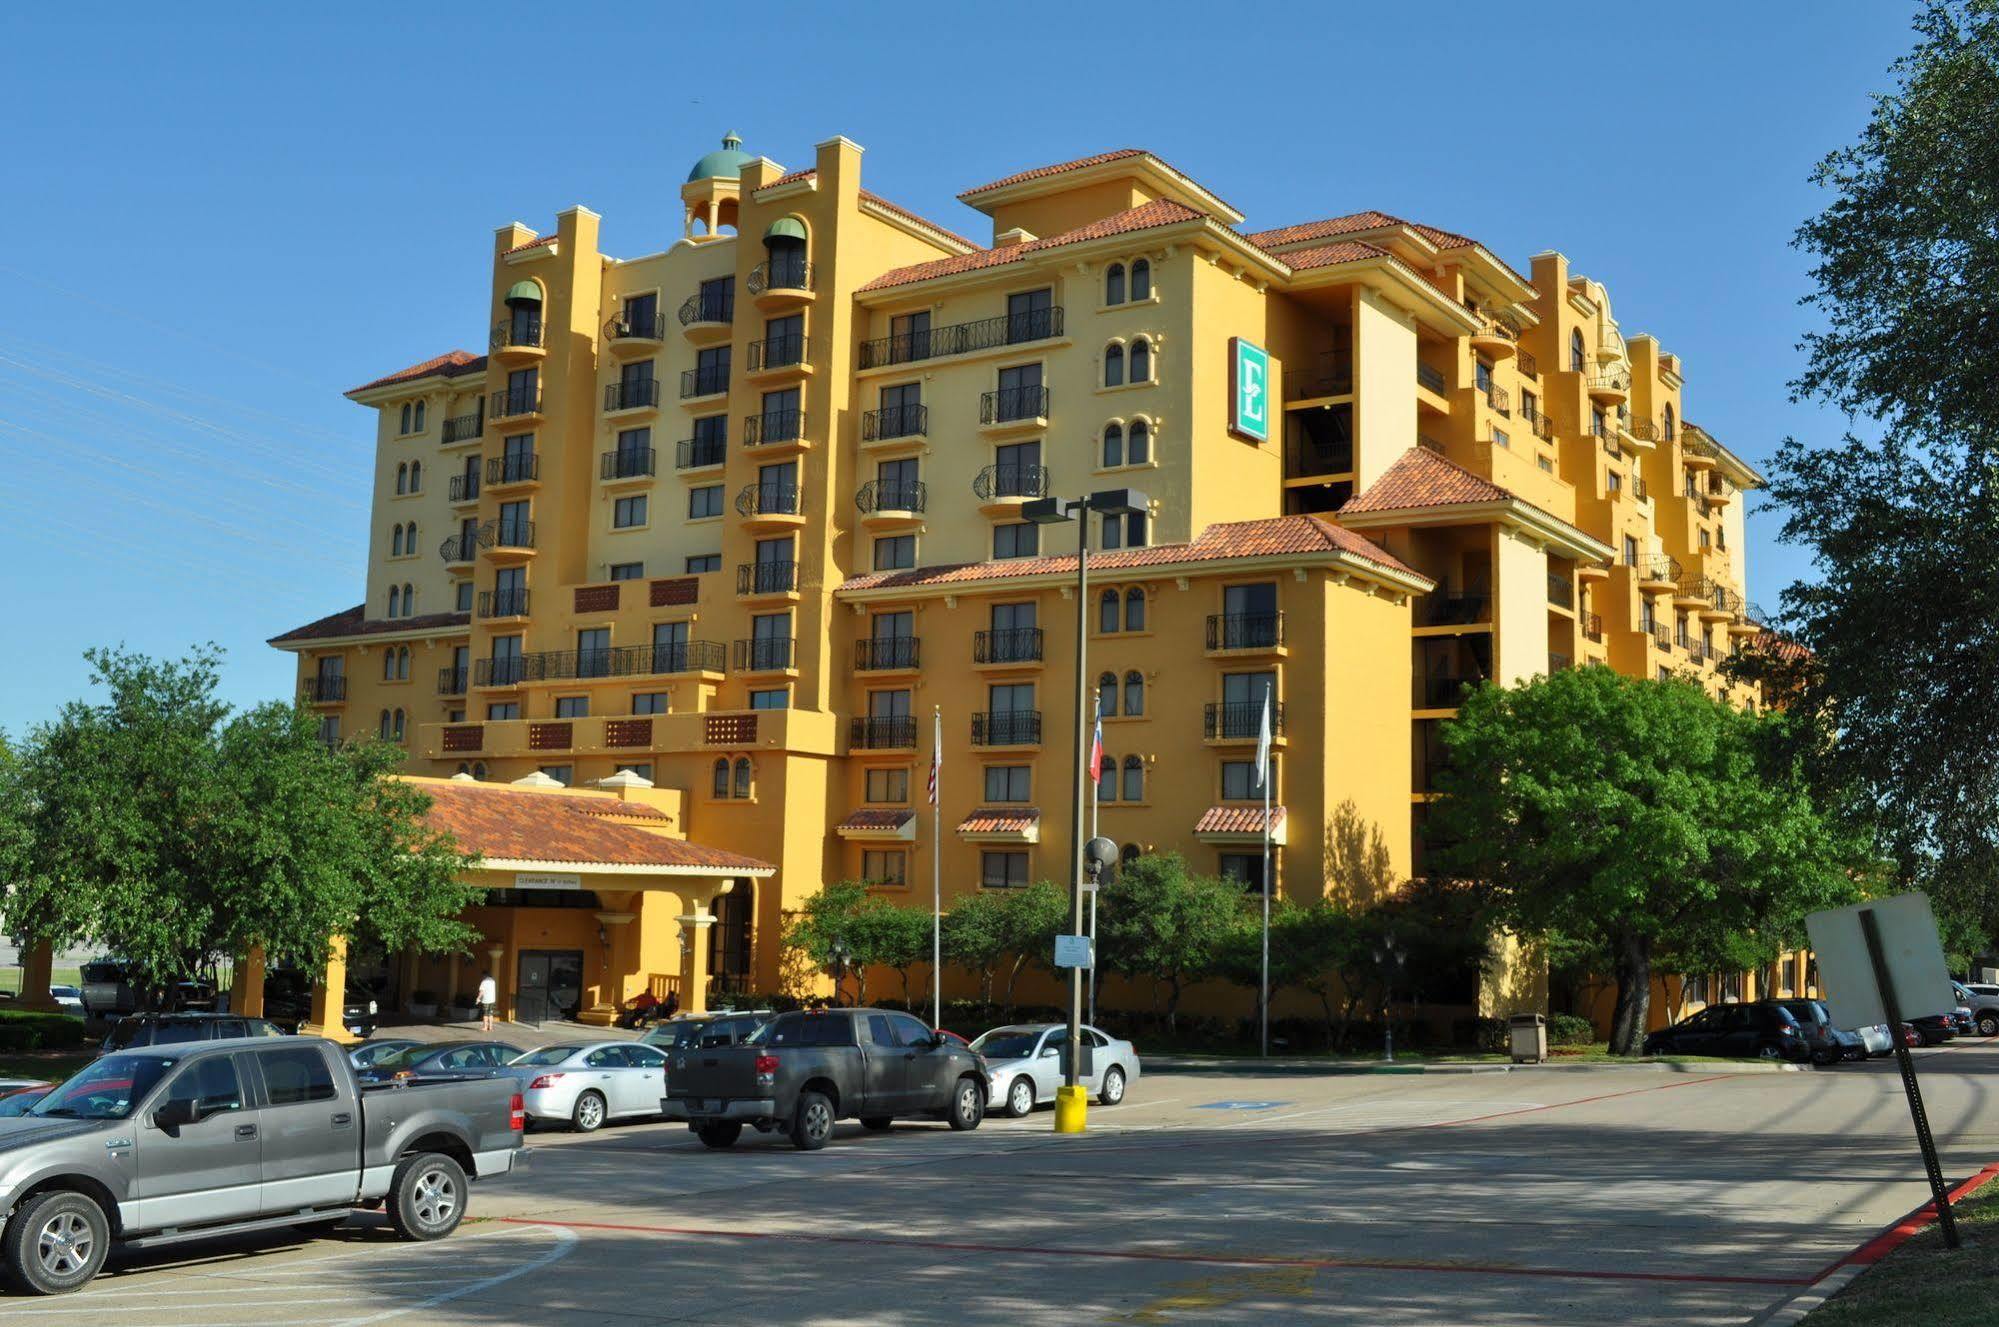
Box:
[1088,696,1105,783]
[928,711,941,804]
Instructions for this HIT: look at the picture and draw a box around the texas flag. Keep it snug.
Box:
[1088,696,1106,784]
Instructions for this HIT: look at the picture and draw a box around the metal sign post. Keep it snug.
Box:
[1860,907,1960,1248]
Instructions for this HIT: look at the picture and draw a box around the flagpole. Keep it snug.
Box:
[1089,729,1099,1031]
[1258,691,1272,1059]
[931,704,942,1028]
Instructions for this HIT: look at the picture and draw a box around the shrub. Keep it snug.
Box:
[1549,1012,1596,1046]
[0,1009,86,1051]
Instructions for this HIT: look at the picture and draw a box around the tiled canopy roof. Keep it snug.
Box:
[1245,210,1476,253]
[503,233,557,256]
[347,350,486,396]
[838,809,917,833]
[1194,806,1287,835]
[838,514,1421,594]
[269,605,470,646]
[958,809,1041,834]
[858,200,1206,292]
[958,149,1148,198]
[417,781,771,873]
[1340,447,1515,514]
[1285,241,1391,271]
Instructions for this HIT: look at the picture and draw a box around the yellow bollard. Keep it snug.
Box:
[1053,1084,1089,1134]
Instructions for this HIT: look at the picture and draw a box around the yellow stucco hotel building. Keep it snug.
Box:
[272,135,1771,1028]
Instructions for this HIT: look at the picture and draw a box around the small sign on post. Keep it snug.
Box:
[1053,934,1094,969]
[1807,893,1962,1248]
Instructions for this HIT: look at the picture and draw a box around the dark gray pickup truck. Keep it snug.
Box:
[0,1035,526,1294]
[662,1008,989,1150]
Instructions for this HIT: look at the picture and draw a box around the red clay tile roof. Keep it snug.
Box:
[859,200,1208,292]
[417,781,771,872]
[957,809,1041,834]
[838,809,917,832]
[765,167,816,188]
[504,233,557,255]
[348,351,486,396]
[838,514,1422,594]
[568,801,672,822]
[1194,806,1287,835]
[269,605,470,646]
[958,149,1148,198]
[1245,210,1476,253]
[1284,241,1391,271]
[1340,447,1516,515]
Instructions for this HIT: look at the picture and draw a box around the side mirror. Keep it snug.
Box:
[153,1098,196,1131]
[1040,1045,1060,1058]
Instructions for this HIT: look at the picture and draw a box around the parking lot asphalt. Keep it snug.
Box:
[10,1042,1998,1325]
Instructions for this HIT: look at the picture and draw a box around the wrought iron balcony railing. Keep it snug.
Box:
[1205,612,1285,651]
[856,307,1064,368]
[973,627,1043,665]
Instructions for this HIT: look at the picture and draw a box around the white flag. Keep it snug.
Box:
[1253,691,1272,788]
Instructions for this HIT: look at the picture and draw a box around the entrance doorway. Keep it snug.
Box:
[710,887,753,997]
[516,950,584,1025]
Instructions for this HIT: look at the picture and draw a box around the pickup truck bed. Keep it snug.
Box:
[663,1008,988,1150]
[0,1035,526,1295]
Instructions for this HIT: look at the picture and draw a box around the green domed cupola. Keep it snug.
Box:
[687,132,753,183]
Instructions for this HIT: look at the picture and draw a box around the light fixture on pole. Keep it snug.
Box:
[1023,486,1149,1135]
[1373,932,1407,1063]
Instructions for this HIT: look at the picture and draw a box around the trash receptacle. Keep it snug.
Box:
[1508,1012,1547,1064]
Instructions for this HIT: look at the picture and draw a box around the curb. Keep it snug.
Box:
[1145,1057,1809,1077]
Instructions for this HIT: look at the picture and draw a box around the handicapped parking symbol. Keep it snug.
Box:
[1195,1100,1289,1111]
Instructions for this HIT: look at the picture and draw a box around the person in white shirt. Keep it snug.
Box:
[476,971,498,1031]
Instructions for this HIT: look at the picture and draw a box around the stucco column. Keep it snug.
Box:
[677,907,716,1015]
[303,936,356,1043]
[588,912,636,1023]
[230,945,267,1018]
[487,945,506,1021]
[445,952,462,1005]
[16,942,59,1012]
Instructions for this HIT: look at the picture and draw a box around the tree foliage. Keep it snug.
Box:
[1428,667,1872,1054]
[1763,1,1999,939]
[3,647,480,1006]
[1096,852,1241,1028]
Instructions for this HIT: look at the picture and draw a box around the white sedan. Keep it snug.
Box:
[971,1023,1139,1117]
[504,1041,668,1132]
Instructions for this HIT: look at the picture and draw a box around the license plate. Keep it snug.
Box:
[699,1099,722,1113]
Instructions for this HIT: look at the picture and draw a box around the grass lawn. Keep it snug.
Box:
[1805,1184,1999,1323]
[0,1049,91,1083]
[0,967,82,996]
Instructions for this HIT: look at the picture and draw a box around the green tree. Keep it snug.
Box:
[1760,1,1999,937]
[783,880,870,1002]
[941,890,1011,1003]
[849,900,935,1007]
[1097,852,1241,1029]
[6,647,480,1006]
[1429,668,1871,1055]
[993,882,1069,1012]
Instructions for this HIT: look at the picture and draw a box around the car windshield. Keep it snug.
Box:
[0,1092,47,1118]
[350,1042,411,1067]
[512,1046,575,1067]
[366,1044,437,1071]
[969,1029,1045,1059]
[643,1024,699,1049]
[32,1055,176,1120]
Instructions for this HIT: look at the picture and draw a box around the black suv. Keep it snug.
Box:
[1641,1002,1812,1061]
[99,1012,288,1056]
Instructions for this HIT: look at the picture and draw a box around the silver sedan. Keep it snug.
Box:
[503,1041,667,1132]
[971,1023,1139,1117]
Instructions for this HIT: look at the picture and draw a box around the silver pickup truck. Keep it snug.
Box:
[0,1035,526,1294]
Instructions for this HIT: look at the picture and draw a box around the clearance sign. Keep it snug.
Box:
[1229,337,1271,443]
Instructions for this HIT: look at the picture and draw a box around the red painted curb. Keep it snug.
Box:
[1828,1158,1999,1275]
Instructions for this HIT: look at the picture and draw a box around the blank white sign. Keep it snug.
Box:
[1805,893,1957,1030]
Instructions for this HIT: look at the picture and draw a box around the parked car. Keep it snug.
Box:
[1768,1000,1858,1066]
[1909,1013,1957,1046]
[1640,1003,1813,1061]
[1855,1024,1897,1057]
[46,986,83,1017]
[503,1042,668,1132]
[0,1035,525,1294]
[970,1023,1140,1116]
[100,1013,288,1055]
[260,969,380,1039]
[78,965,216,1021]
[0,1086,51,1118]
[662,1007,989,1150]
[348,1038,423,1070]
[352,1041,519,1085]
[640,1011,772,1054]
[1963,982,1999,1036]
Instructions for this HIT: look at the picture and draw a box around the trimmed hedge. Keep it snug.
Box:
[1549,1012,1596,1046]
[0,1009,87,1051]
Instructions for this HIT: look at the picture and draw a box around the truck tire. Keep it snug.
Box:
[4,1190,108,1295]
[572,1090,607,1133]
[697,1122,742,1149]
[947,1076,985,1131]
[790,1090,835,1150]
[1979,1012,1998,1037]
[387,1152,467,1241]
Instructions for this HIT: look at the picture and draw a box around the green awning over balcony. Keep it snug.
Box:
[764,218,807,242]
[504,280,543,305]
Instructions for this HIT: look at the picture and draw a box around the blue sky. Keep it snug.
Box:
[0,2,1919,733]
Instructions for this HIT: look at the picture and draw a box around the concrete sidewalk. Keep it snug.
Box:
[1144,1051,1810,1075]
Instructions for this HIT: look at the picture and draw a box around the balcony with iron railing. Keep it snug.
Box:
[972,464,1049,506]
[1522,403,1553,441]
[857,307,1065,368]
[1587,370,1631,403]
[743,409,806,447]
[980,385,1050,427]
[680,365,730,399]
[1635,553,1683,589]
[477,588,530,619]
[1583,612,1604,643]
[489,388,542,421]
[849,715,918,750]
[1549,652,1573,673]
[1416,361,1447,395]
[746,333,808,374]
[441,412,483,444]
[437,666,467,696]
[855,636,921,671]
[733,636,797,672]
[1517,350,1538,380]
[604,311,666,345]
[678,290,734,329]
[737,560,799,596]
[482,518,536,553]
[1284,431,1353,479]
[448,473,480,503]
[1483,383,1511,417]
[854,479,926,518]
[972,710,1042,747]
[862,403,927,442]
[486,453,539,487]
[477,641,727,686]
[601,447,656,481]
[1420,591,1491,628]
[974,627,1043,665]
[301,676,346,704]
[439,532,479,563]
[677,435,725,470]
[1203,701,1285,741]
[605,379,661,413]
[490,319,544,354]
[735,482,804,521]
[1547,572,1575,609]
[1206,612,1286,652]
[747,259,813,298]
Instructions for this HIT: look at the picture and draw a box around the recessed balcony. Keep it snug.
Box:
[1203,701,1285,744]
[1415,673,1480,710]
[854,479,925,529]
[604,379,661,418]
[677,291,734,342]
[980,385,1049,433]
[972,463,1049,517]
[600,447,657,487]
[747,259,814,309]
[490,320,546,364]
[604,312,666,357]
[485,453,539,492]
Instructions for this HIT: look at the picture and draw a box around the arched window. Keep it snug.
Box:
[733,756,753,799]
[1104,343,1124,387]
[1097,756,1117,802]
[409,459,422,491]
[383,651,396,681]
[402,583,414,615]
[1570,328,1585,373]
[1102,422,1124,469]
[1105,262,1125,306]
[395,463,407,495]
[397,646,410,680]
[390,526,403,557]
[456,762,469,775]
[472,762,487,780]
[387,586,400,618]
[399,404,411,434]
[1122,755,1144,803]
[1123,670,1144,716]
[378,709,391,739]
[412,401,425,432]
[1097,671,1118,718]
[404,522,416,554]
[1129,338,1150,383]
[392,708,406,741]
[1098,588,1120,634]
[1128,418,1150,465]
[1124,587,1146,631]
[1130,258,1150,301]
[712,758,730,797]
[1662,403,1676,441]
